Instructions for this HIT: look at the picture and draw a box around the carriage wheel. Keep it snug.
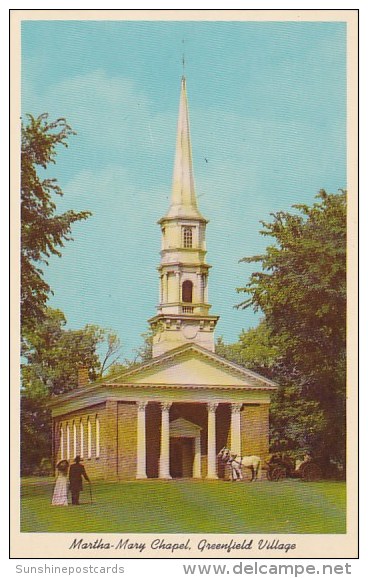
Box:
[270,466,287,481]
[302,463,322,481]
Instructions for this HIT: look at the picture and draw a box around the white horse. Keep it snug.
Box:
[218,447,261,482]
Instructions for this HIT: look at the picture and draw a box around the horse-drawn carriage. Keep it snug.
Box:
[217,447,323,482]
[266,453,323,482]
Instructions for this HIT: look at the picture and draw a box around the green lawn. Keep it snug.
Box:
[21,478,346,534]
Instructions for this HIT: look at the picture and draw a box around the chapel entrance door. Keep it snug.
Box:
[169,437,194,478]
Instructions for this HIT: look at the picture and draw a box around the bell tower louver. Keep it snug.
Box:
[149,77,219,357]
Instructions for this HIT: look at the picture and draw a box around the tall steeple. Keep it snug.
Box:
[165,76,204,221]
[149,77,219,357]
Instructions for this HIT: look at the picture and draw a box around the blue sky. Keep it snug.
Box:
[22,19,346,359]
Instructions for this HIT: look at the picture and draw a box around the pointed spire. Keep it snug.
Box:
[165,76,204,220]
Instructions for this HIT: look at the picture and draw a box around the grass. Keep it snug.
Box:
[21,478,346,534]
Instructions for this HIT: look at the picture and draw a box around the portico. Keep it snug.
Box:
[135,398,245,480]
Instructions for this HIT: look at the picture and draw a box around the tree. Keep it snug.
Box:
[99,332,122,376]
[21,308,122,473]
[21,113,91,330]
[235,190,346,466]
[216,321,281,377]
[21,308,122,396]
[216,324,325,457]
[102,328,154,380]
[122,328,154,369]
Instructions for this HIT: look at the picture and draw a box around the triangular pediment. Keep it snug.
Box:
[108,344,277,390]
[170,418,202,437]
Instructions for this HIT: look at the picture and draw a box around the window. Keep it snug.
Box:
[182,280,193,303]
[80,419,84,458]
[87,418,92,459]
[183,227,193,248]
[73,421,77,458]
[60,426,64,460]
[96,416,100,459]
[66,423,70,460]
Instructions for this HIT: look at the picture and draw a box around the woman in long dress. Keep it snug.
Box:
[52,460,69,506]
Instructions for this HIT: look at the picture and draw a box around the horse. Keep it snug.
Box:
[218,447,261,482]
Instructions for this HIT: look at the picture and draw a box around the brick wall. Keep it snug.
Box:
[103,400,118,479]
[117,402,137,479]
[241,404,270,468]
[53,400,270,481]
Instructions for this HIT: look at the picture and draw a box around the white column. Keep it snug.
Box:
[200,274,205,303]
[203,274,208,303]
[230,403,242,455]
[165,273,169,302]
[206,402,218,479]
[193,435,201,478]
[136,401,148,479]
[176,271,181,303]
[196,272,202,303]
[159,402,172,479]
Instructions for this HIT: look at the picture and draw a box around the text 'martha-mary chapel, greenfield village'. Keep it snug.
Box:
[49,76,278,481]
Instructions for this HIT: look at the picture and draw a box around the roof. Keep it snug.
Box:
[48,343,278,410]
[107,343,278,390]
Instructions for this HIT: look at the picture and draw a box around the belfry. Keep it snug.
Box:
[50,77,277,481]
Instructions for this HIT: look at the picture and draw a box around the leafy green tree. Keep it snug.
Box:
[102,328,154,380]
[234,190,346,466]
[131,328,154,364]
[217,325,325,457]
[22,308,122,395]
[216,321,281,376]
[102,362,128,381]
[21,113,91,330]
[21,308,122,473]
[20,394,53,476]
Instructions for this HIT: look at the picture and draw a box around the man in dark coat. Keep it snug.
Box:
[68,456,90,505]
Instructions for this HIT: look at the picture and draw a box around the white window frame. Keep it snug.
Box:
[183,226,193,248]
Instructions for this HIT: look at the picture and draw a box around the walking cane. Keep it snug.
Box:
[89,481,93,504]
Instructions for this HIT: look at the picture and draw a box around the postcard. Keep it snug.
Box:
[10,9,358,561]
